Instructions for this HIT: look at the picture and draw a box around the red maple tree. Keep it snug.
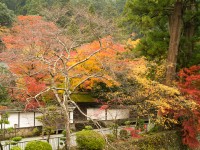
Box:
[179,65,200,103]
[178,65,200,148]
[0,16,58,109]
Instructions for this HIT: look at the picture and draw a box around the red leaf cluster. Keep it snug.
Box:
[25,99,45,110]
[25,77,46,96]
[182,118,200,148]
[123,127,141,138]
[179,65,200,103]
[178,65,200,148]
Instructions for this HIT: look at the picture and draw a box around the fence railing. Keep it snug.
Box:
[2,123,150,150]
[2,136,64,150]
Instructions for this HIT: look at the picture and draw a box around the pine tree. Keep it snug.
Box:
[122,0,200,85]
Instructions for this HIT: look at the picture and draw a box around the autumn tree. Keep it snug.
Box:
[0,15,124,149]
[97,51,200,148]
[177,65,200,148]
[178,65,200,104]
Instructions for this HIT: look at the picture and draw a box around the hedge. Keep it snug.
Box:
[108,130,187,150]
[11,146,21,150]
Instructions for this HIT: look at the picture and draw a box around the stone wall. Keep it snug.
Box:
[0,126,42,140]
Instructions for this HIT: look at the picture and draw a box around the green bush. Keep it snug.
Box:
[110,124,118,138]
[32,127,40,136]
[12,136,22,142]
[25,141,52,150]
[109,130,187,150]
[60,137,66,141]
[0,2,15,26]
[10,141,17,145]
[136,119,145,130]
[119,129,129,140]
[106,134,116,142]
[84,125,93,130]
[11,146,21,150]
[148,125,162,133]
[76,130,105,150]
[62,130,66,137]
[124,121,131,126]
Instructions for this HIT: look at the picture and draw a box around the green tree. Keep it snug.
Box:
[0,84,10,105]
[0,0,26,15]
[0,2,15,26]
[72,0,126,19]
[0,63,12,106]
[122,0,200,85]
[0,0,18,12]
[0,0,69,15]
[23,0,46,15]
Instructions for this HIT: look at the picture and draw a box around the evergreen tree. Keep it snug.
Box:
[122,0,200,84]
[0,84,10,106]
[0,2,15,26]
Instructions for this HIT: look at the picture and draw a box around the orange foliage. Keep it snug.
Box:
[2,16,58,50]
[0,105,7,110]
[0,16,58,108]
[1,15,130,109]
[67,37,127,90]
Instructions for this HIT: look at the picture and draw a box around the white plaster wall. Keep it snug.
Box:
[87,108,106,120]
[35,112,43,126]
[87,108,129,121]
[107,109,129,120]
[5,113,18,128]
[20,112,35,127]
[1,110,73,129]
[69,112,73,123]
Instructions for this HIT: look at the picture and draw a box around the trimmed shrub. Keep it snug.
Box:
[106,134,116,142]
[10,141,17,145]
[84,125,93,130]
[148,125,161,133]
[75,121,106,131]
[32,127,40,136]
[124,121,131,126]
[12,136,22,142]
[62,130,66,137]
[60,137,66,141]
[25,141,52,150]
[76,130,105,150]
[11,146,21,150]
[119,129,129,140]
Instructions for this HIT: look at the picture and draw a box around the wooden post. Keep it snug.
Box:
[105,109,107,120]
[34,112,36,127]
[18,112,20,128]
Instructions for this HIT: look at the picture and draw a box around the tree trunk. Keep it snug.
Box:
[63,95,71,150]
[182,0,196,67]
[166,1,183,85]
[0,142,3,150]
[47,129,51,143]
